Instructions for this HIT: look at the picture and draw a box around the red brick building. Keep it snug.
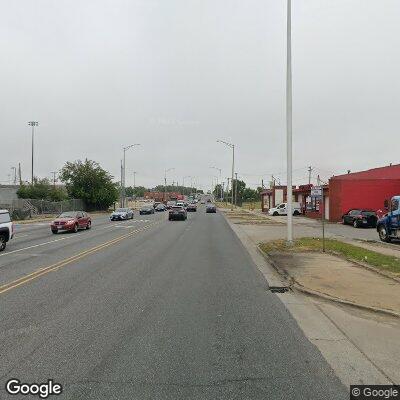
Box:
[261,164,400,222]
[144,192,184,202]
[328,164,400,222]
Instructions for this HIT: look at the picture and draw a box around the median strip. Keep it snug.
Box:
[0,221,160,295]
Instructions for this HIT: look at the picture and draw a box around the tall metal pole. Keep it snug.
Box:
[51,171,57,189]
[120,159,123,207]
[231,145,235,210]
[123,148,126,207]
[28,121,38,184]
[286,0,293,244]
[122,144,140,207]
[234,172,238,207]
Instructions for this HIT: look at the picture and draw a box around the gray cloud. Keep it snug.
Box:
[1,0,399,189]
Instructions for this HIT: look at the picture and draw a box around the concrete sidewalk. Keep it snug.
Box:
[267,250,400,317]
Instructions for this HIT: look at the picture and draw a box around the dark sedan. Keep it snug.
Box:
[168,206,187,221]
[155,204,167,212]
[51,211,91,234]
[139,206,155,215]
[206,204,217,213]
[342,209,377,228]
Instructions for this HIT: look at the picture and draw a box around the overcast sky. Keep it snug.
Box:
[1,0,399,190]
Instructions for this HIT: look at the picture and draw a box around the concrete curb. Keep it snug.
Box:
[257,245,400,319]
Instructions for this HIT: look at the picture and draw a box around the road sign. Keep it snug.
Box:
[310,187,322,197]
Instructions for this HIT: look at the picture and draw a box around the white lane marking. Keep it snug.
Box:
[3,218,163,257]
[0,236,75,258]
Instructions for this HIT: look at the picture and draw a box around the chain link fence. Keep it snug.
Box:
[0,199,84,220]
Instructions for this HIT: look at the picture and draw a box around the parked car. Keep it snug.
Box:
[342,209,377,228]
[0,209,14,251]
[176,201,185,208]
[153,202,161,209]
[166,201,176,209]
[140,206,155,215]
[377,196,400,242]
[187,203,197,212]
[206,204,217,213]
[268,202,301,216]
[155,204,167,212]
[110,208,134,221]
[168,206,187,221]
[51,211,91,234]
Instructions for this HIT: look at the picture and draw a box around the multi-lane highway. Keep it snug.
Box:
[0,206,347,399]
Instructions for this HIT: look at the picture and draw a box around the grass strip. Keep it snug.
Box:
[259,237,400,275]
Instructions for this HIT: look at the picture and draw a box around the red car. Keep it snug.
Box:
[51,211,91,234]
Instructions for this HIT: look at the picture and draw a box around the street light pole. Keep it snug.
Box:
[28,121,39,184]
[286,0,293,244]
[210,167,222,200]
[122,144,140,207]
[183,176,190,196]
[217,140,235,211]
[235,172,238,207]
[164,168,174,202]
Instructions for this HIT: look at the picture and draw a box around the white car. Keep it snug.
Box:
[0,210,14,251]
[176,201,185,207]
[268,202,301,216]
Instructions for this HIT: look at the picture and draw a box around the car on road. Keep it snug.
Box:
[0,210,14,252]
[155,204,167,212]
[187,203,197,212]
[110,208,134,221]
[140,206,155,215]
[342,209,378,228]
[169,205,187,221]
[268,202,301,216]
[206,204,217,213]
[166,201,176,209]
[51,211,91,234]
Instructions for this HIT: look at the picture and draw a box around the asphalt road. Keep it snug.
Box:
[0,207,347,399]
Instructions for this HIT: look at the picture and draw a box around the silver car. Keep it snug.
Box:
[110,208,134,221]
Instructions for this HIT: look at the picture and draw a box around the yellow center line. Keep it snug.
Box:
[0,221,161,296]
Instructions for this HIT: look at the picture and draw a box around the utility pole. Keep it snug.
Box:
[183,176,190,197]
[122,144,140,207]
[234,172,238,207]
[164,168,174,202]
[120,159,123,207]
[28,121,39,184]
[227,178,230,205]
[217,140,235,211]
[308,166,313,185]
[50,171,57,189]
[11,167,17,185]
[286,0,293,245]
[210,167,222,200]
[18,163,22,185]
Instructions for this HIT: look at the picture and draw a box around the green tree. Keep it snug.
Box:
[242,187,258,201]
[59,159,118,210]
[17,178,67,201]
[231,179,246,201]
[125,186,147,198]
